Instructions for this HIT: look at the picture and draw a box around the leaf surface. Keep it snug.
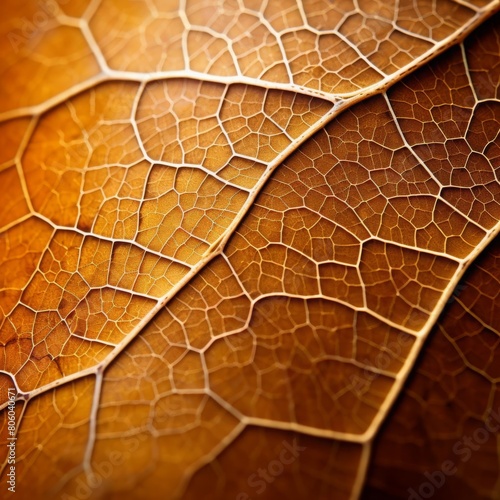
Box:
[0,1,499,499]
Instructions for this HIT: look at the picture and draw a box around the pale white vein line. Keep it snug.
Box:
[82,369,103,482]
[13,116,39,214]
[351,444,372,500]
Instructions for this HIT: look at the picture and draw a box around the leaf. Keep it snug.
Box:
[364,235,500,499]
[0,1,499,499]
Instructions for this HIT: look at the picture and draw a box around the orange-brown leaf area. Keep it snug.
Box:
[364,234,500,500]
[0,1,499,499]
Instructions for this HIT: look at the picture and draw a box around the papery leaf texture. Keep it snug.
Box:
[0,1,499,499]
